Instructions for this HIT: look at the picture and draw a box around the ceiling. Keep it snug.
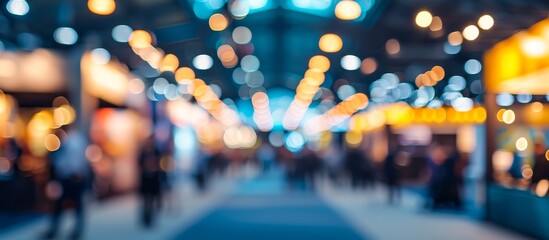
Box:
[1,0,549,102]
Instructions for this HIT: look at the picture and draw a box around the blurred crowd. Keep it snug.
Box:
[1,123,549,239]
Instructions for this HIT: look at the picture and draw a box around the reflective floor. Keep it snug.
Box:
[0,171,532,240]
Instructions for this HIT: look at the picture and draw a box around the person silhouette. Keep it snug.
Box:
[43,127,91,240]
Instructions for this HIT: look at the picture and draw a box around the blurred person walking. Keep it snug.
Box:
[531,142,549,188]
[383,148,400,204]
[345,148,374,189]
[43,127,91,240]
[138,135,164,228]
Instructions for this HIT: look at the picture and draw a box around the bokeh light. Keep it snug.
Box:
[309,55,331,72]
[112,25,132,43]
[232,26,252,44]
[462,25,480,41]
[6,0,29,16]
[478,15,494,30]
[516,137,528,151]
[415,10,433,28]
[128,30,152,49]
[386,39,400,55]
[448,31,463,46]
[209,13,229,32]
[319,34,343,53]
[360,57,377,75]
[88,0,116,16]
[54,27,78,45]
[193,54,214,70]
[335,0,362,21]
[340,55,361,71]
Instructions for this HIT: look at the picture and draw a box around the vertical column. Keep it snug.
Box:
[484,92,497,220]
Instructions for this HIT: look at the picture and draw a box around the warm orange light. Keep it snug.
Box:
[129,30,152,49]
[304,69,325,84]
[429,16,443,31]
[309,55,331,72]
[209,14,229,32]
[386,39,400,55]
[44,134,61,152]
[159,54,179,72]
[431,66,445,80]
[531,102,544,112]
[448,31,463,46]
[335,0,362,21]
[88,0,116,16]
[319,34,343,53]
[360,57,377,75]
[175,67,195,84]
[496,109,506,122]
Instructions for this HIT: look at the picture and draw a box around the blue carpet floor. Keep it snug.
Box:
[172,174,366,240]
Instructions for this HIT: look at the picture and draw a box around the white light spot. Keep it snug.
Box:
[340,55,361,71]
[193,54,213,70]
[90,48,111,65]
[54,27,78,45]
[111,25,133,43]
[6,0,29,16]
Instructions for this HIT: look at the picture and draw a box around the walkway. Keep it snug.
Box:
[0,171,533,240]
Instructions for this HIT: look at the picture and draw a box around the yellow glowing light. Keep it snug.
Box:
[88,0,116,16]
[209,13,229,32]
[415,10,433,28]
[360,57,377,75]
[502,109,515,124]
[159,54,179,72]
[536,179,549,197]
[520,35,548,57]
[516,137,528,151]
[478,15,494,30]
[304,69,325,84]
[129,30,152,49]
[309,55,331,72]
[429,16,443,31]
[463,25,480,41]
[496,109,506,122]
[545,150,549,161]
[175,67,196,84]
[472,107,487,123]
[386,39,400,55]
[335,0,362,21]
[531,102,543,112]
[319,34,343,53]
[44,134,61,152]
[345,131,363,146]
[448,31,463,46]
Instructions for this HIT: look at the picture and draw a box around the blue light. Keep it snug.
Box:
[352,0,376,21]
[285,0,333,17]
[285,131,305,153]
[193,2,213,20]
[247,0,268,9]
[291,0,331,9]
[207,0,225,10]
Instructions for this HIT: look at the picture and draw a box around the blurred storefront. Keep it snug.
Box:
[484,18,549,239]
